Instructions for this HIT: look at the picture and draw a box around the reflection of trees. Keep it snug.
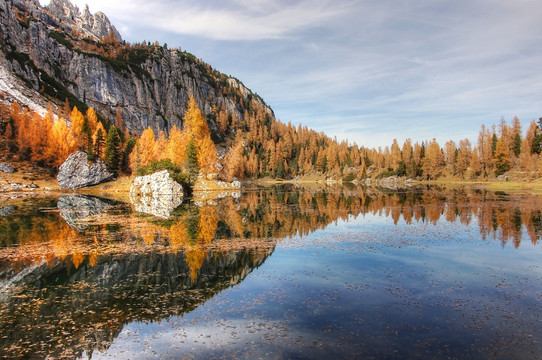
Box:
[1,188,541,277]
[358,188,542,248]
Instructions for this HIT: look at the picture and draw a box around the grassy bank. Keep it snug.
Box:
[414,176,542,194]
[2,160,542,199]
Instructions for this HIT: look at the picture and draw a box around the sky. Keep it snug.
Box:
[40,0,542,148]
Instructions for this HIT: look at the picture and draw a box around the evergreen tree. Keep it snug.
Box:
[185,139,199,183]
[81,116,95,161]
[275,160,285,178]
[513,133,522,157]
[533,133,542,155]
[122,137,137,173]
[491,133,498,156]
[93,127,105,159]
[104,126,121,176]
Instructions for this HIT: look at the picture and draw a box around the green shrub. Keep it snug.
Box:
[376,170,397,179]
[342,173,356,182]
[48,31,74,50]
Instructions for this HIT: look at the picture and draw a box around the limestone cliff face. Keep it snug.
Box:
[0,0,272,136]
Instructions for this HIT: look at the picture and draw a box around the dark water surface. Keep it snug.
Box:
[1,186,541,359]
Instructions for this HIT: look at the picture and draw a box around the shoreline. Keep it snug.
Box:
[2,169,542,201]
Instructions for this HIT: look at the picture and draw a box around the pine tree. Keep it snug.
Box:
[122,137,137,173]
[185,139,199,183]
[104,126,122,176]
[93,127,105,159]
[478,124,493,175]
[491,132,498,157]
[81,116,94,160]
[513,133,522,157]
[511,116,522,157]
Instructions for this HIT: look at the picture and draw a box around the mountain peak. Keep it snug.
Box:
[46,0,122,42]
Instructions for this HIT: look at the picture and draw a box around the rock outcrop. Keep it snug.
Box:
[129,170,183,218]
[0,163,14,173]
[57,151,113,190]
[0,205,14,216]
[46,0,122,42]
[0,0,273,137]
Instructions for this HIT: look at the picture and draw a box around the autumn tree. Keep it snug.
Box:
[222,133,245,181]
[519,138,535,174]
[165,125,186,165]
[390,139,402,171]
[198,136,218,177]
[494,136,511,176]
[477,124,493,175]
[216,105,229,133]
[444,140,457,176]
[137,127,157,169]
[183,95,210,143]
[456,139,472,177]
[422,139,444,180]
[469,146,482,177]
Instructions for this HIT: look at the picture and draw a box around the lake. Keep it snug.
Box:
[1,185,541,359]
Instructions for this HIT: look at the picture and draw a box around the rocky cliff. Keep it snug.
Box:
[0,0,272,137]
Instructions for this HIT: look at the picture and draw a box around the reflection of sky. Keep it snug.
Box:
[90,213,542,359]
[39,0,542,148]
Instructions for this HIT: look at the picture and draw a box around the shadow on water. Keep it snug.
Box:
[0,185,541,358]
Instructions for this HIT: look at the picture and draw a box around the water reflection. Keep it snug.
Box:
[1,187,542,273]
[129,192,183,219]
[57,195,115,231]
[0,248,272,359]
[0,186,541,358]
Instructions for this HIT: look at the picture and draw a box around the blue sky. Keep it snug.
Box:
[41,0,542,148]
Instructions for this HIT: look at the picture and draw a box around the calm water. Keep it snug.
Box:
[1,186,542,359]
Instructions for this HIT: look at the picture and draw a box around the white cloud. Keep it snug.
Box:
[57,0,351,41]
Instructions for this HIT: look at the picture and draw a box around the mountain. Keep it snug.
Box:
[0,0,271,138]
[1,0,370,182]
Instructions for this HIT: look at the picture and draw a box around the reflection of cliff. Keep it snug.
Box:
[0,246,274,359]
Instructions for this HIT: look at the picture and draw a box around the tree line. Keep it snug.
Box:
[2,91,541,183]
[0,99,128,176]
[366,116,542,180]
